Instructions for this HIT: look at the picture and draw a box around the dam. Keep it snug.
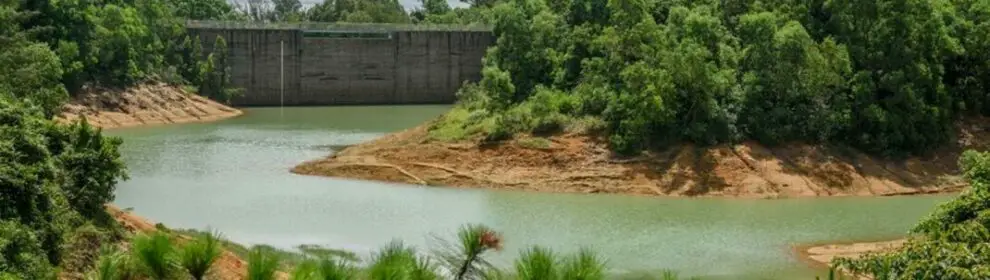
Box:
[187,21,495,106]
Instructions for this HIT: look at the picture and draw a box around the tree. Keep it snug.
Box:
[169,0,237,20]
[199,36,240,104]
[825,0,962,155]
[423,0,451,16]
[307,0,411,23]
[42,118,127,221]
[180,35,205,85]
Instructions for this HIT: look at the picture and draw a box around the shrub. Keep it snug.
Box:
[247,246,281,280]
[836,150,990,278]
[316,257,357,280]
[368,240,440,280]
[86,245,131,280]
[179,231,223,280]
[131,232,178,280]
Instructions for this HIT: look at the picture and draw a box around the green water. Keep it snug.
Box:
[108,106,953,279]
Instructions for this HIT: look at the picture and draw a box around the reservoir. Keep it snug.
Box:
[109,106,952,279]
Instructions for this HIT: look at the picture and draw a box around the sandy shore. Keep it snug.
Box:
[57,83,242,129]
[798,239,906,267]
[291,117,989,197]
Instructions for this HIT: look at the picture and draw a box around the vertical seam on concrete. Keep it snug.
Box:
[392,31,399,103]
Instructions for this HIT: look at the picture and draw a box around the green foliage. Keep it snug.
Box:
[0,95,126,278]
[291,259,320,280]
[445,0,990,156]
[131,232,178,280]
[0,221,56,279]
[43,119,127,221]
[61,223,117,277]
[367,240,439,280]
[315,257,358,280]
[559,249,606,280]
[199,36,241,104]
[248,246,282,280]
[179,36,206,86]
[836,150,990,278]
[514,246,558,280]
[179,231,223,280]
[306,0,410,23]
[433,224,502,280]
[0,5,68,118]
[85,245,133,280]
[169,0,239,20]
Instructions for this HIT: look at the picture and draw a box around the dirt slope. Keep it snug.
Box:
[57,83,242,129]
[106,206,253,280]
[292,118,990,198]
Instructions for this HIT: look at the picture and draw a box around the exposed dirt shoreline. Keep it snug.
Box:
[797,239,906,267]
[56,82,242,129]
[292,117,990,198]
[106,206,253,280]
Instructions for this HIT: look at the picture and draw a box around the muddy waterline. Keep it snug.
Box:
[109,106,952,279]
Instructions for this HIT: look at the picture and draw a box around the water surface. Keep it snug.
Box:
[109,106,952,279]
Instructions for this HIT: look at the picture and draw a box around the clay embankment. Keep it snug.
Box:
[57,83,242,129]
[292,117,990,198]
[105,206,254,280]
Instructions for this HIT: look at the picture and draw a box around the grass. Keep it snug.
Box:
[517,137,552,150]
[428,107,496,142]
[179,231,222,280]
[131,232,178,280]
[172,228,358,269]
[247,247,281,280]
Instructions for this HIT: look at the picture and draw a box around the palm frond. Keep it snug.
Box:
[316,257,357,280]
[247,246,281,280]
[179,229,223,280]
[431,224,501,280]
[131,232,178,280]
[559,248,605,280]
[514,246,558,280]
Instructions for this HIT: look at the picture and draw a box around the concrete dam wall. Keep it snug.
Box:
[188,22,495,106]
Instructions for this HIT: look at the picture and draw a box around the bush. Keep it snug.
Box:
[180,231,223,280]
[42,119,127,221]
[836,150,990,278]
[131,232,178,280]
[247,247,281,280]
[0,221,56,279]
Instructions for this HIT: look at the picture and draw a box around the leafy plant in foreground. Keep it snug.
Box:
[316,257,358,280]
[180,230,223,280]
[247,246,281,280]
[433,224,502,280]
[368,240,440,280]
[131,232,178,280]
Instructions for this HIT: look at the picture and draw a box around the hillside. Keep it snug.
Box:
[57,83,242,129]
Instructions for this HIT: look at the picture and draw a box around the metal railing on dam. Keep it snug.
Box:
[186,20,495,106]
[187,20,493,32]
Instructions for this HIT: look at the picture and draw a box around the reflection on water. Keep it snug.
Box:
[108,106,951,279]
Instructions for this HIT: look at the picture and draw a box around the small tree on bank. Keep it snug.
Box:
[199,35,241,104]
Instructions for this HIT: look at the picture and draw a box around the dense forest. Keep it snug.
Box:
[433,0,990,158]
